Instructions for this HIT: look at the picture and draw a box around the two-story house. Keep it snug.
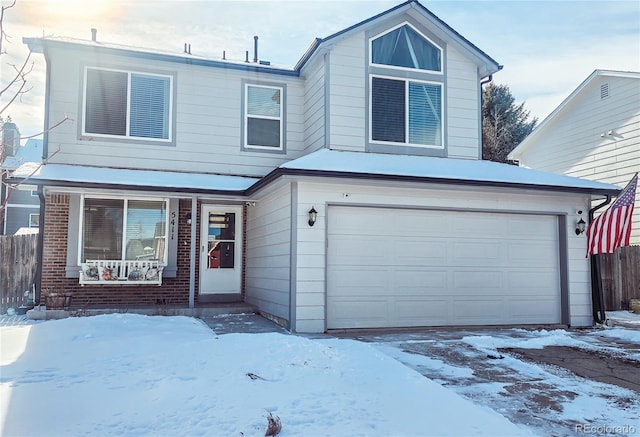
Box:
[508,70,640,245]
[0,138,42,235]
[14,1,620,332]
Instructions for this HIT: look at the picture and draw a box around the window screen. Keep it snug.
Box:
[245,85,282,149]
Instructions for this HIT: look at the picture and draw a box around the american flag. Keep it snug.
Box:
[586,173,637,256]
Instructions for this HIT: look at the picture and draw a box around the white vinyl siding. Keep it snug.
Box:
[245,184,292,323]
[83,67,172,141]
[46,48,305,177]
[302,57,326,153]
[512,75,640,243]
[290,180,593,333]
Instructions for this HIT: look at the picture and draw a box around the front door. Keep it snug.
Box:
[199,205,242,297]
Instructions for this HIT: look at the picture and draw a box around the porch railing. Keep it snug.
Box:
[80,260,164,286]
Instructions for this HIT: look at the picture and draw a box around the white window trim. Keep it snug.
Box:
[369,21,443,75]
[369,74,444,149]
[29,213,40,227]
[77,194,170,266]
[82,66,174,142]
[243,83,284,151]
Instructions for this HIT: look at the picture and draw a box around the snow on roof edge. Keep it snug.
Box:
[281,149,621,193]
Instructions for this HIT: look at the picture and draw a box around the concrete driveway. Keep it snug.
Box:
[335,324,640,436]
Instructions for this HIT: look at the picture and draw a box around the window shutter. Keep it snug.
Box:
[129,74,170,139]
[85,70,127,136]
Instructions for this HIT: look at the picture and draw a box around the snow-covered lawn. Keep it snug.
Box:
[1,314,529,436]
[1,313,639,436]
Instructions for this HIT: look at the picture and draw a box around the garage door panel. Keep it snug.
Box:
[452,270,504,290]
[508,270,558,292]
[330,268,389,296]
[327,206,561,329]
[394,269,448,289]
[395,299,449,323]
[507,241,558,266]
[452,241,503,265]
[395,239,449,265]
[329,299,390,328]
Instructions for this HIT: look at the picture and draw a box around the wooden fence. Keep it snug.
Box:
[597,245,640,311]
[0,232,38,313]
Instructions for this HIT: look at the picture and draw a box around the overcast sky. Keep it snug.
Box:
[1,0,639,138]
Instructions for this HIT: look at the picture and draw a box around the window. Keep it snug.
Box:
[371,76,442,147]
[368,23,444,150]
[81,197,168,263]
[371,24,441,72]
[31,190,38,197]
[29,213,39,228]
[244,84,283,150]
[83,67,172,140]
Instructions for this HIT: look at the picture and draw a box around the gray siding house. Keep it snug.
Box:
[14,1,620,332]
[1,137,42,234]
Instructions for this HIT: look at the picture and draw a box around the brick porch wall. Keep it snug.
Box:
[41,195,193,308]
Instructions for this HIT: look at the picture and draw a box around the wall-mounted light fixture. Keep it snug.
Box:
[575,210,586,235]
[308,207,318,227]
[186,212,192,225]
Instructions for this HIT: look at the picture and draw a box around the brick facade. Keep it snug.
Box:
[41,195,197,308]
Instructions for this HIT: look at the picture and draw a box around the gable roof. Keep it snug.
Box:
[295,0,501,77]
[24,1,500,78]
[509,69,640,160]
[250,148,620,196]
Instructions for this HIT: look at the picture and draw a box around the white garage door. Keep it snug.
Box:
[327,206,561,329]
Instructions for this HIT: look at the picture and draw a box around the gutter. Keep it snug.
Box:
[588,195,612,324]
[35,185,46,305]
[246,167,621,198]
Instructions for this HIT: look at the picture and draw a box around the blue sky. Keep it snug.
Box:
[1,0,639,138]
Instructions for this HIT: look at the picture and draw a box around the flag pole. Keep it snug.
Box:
[588,196,611,324]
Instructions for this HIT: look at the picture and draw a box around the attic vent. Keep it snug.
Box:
[600,83,609,99]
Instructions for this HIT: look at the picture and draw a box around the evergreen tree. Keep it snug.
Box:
[482,83,537,163]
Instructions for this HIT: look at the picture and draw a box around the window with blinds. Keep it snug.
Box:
[371,76,442,147]
[84,67,172,141]
[244,84,283,150]
[82,197,168,263]
[368,22,444,150]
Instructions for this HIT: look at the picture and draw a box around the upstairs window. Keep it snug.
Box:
[83,67,172,141]
[244,84,283,150]
[371,23,441,72]
[371,76,442,148]
[81,197,168,263]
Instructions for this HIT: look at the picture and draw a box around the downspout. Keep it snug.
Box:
[589,195,612,324]
[34,43,52,306]
[35,185,45,305]
[479,74,492,160]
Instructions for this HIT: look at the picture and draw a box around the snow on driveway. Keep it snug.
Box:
[1,314,529,437]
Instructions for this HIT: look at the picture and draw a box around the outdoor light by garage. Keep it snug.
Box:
[308,207,318,227]
[575,217,586,235]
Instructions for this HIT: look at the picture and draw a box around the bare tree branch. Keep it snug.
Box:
[0,1,17,55]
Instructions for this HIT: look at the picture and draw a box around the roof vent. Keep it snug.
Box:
[91,28,97,42]
[600,83,609,99]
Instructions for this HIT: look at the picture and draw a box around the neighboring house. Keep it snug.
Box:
[12,1,620,332]
[509,70,640,244]
[1,127,43,234]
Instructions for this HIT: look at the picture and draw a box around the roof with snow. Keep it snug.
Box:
[1,139,43,170]
[261,149,621,196]
[8,162,258,194]
[8,149,621,197]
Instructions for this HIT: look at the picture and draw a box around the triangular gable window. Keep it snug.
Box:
[371,23,441,72]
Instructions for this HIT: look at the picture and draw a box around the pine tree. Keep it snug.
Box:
[482,83,537,163]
